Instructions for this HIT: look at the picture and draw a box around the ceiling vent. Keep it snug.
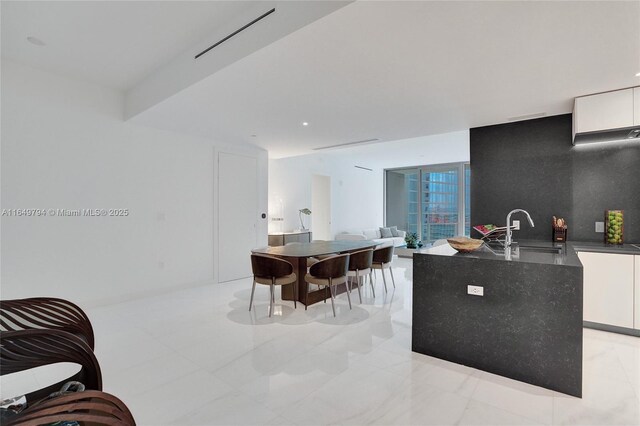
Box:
[313,138,380,151]
[195,8,276,59]
[507,112,547,122]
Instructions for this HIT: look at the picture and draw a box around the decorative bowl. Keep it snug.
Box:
[447,237,484,253]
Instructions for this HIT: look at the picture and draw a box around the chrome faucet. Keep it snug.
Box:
[505,209,535,247]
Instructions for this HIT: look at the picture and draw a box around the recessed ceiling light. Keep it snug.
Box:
[302,122,309,126]
[636,72,640,77]
[26,36,46,47]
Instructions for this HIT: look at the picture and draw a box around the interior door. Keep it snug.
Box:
[311,175,331,240]
[218,152,257,282]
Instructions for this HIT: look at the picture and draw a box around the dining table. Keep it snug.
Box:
[251,240,379,306]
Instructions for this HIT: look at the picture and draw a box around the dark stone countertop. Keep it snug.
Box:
[570,241,640,255]
[415,240,581,267]
[412,239,585,397]
[415,239,640,267]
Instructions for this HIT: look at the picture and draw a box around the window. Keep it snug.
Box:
[385,162,470,244]
[465,164,470,237]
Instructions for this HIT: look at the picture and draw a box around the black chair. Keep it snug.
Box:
[250,254,297,317]
[372,245,396,292]
[1,297,95,349]
[305,254,350,317]
[0,329,102,405]
[4,390,136,426]
[347,249,374,302]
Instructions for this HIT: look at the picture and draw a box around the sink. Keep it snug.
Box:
[518,246,562,254]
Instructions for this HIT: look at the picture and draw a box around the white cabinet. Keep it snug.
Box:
[635,256,640,329]
[577,252,635,329]
[574,88,635,134]
[634,87,640,126]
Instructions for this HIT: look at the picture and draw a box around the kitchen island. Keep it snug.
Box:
[412,240,583,397]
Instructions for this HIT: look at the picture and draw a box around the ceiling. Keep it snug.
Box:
[130,0,640,158]
[3,1,640,159]
[0,1,262,90]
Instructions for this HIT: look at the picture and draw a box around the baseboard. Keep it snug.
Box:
[584,321,640,337]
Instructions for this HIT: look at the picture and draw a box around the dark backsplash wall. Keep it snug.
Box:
[470,114,640,243]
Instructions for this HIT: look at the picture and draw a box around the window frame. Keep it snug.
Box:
[384,161,470,243]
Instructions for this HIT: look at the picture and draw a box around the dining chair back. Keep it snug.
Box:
[305,254,350,317]
[372,245,396,292]
[250,254,297,317]
[347,249,374,301]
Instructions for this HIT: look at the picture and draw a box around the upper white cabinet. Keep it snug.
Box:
[634,87,640,126]
[574,88,635,134]
[578,252,635,329]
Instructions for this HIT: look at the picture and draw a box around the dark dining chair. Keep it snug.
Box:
[250,254,297,317]
[347,249,374,302]
[305,254,351,317]
[3,390,136,426]
[372,245,396,292]
[0,329,102,405]
[0,297,95,349]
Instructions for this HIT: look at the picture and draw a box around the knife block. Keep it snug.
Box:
[552,227,567,242]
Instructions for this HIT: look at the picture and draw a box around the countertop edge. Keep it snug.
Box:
[570,243,640,256]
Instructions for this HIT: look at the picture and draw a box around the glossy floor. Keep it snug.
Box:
[2,258,639,425]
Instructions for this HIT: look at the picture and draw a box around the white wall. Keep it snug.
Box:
[269,131,469,237]
[1,61,267,306]
[269,154,383,237]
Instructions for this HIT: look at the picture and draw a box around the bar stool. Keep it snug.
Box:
[250,254,297,317]
[304,254,350,317]
[371,245,395,292]
[347,249,374,302]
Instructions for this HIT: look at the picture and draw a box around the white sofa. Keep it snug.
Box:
[335,228,406,247]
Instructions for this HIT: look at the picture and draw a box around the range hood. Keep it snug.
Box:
[573,126,640,145]
[572,86,640,145]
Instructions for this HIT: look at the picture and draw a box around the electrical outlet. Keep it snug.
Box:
[512,220,520,230]
[467,285,484,296]
[595,222,604,233]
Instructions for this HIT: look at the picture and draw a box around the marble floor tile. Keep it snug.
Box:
[3,257,640,426]
[103,352,201,401]
[470,371,555,424]
[178,391,282,426]
[459,399,544,425]
[123,370,234,425]
[363,383,470,425]
[211,335,315,388]
[553,373,640,425]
